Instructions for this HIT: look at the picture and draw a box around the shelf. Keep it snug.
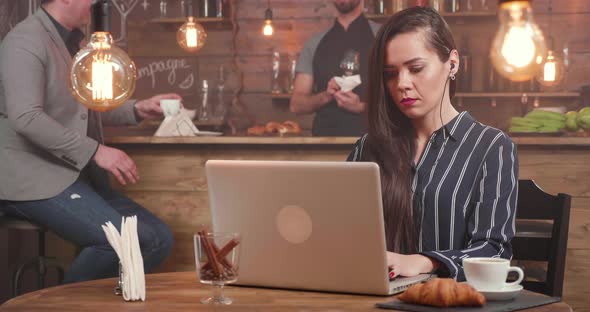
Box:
[150,17,232,30]
[366,11,496,20]
[271,92,580,100]
[454,92,580,98]
[151,17,228,24]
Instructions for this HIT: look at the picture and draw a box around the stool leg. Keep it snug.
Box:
[37,230,47,289]
[37,257,47,289]
[12,258,37,297]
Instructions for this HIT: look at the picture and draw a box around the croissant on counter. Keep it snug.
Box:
[247,121,302,136]
[398,278,486,308]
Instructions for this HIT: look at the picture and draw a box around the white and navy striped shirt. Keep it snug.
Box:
[347,112,519,281]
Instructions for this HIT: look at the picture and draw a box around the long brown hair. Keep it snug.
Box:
[363,7,457,253]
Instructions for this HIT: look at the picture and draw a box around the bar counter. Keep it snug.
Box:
[104,128,590,311]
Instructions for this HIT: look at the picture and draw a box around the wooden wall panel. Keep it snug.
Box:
[518,149,590,197]
[563,249,590,312]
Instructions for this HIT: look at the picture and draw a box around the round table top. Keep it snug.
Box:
[0,272,573,311]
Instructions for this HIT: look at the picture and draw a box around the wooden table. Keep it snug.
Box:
[0,272,573,311]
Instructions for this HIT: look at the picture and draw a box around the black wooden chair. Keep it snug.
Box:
[512,179,571,298]
[0,210,64,297]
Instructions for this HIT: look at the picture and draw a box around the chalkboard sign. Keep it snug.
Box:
[133,56,198,100]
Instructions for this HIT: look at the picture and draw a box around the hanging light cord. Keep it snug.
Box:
[548,0,553,41]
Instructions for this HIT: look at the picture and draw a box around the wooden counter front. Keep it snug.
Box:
[103,131,590,311]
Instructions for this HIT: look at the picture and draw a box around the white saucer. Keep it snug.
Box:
[195,131,223,136]
[478,284,523,301]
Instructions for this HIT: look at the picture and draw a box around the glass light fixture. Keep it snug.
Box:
[490,0,546,81]
[177,0,207,52]
[536,0,564,87]
[262,0,274,36]
[70,0,136,112]
[177,17,207,52]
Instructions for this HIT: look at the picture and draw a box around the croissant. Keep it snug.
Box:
[265,122,286,134]
[398,278,486,308]
[282,120,302,134]
[247,125,266,136]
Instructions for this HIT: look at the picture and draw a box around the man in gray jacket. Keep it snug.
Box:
[0,0,175,283]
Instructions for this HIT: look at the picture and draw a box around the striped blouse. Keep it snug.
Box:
[347,111,519,281]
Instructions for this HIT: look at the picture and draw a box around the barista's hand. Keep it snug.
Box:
[387,252,438,278]
[326,78,340,96]
[134,93,182,120]
[334,91,365,113]
[93,144,139,185]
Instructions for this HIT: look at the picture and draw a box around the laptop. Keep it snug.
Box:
[206,160,433,296]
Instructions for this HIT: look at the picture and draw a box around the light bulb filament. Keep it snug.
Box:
[91,53,114,101]
[500,26,536,68]
[187,26,198,48]
[543,60,556,82]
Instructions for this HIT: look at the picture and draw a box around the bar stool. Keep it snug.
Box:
[0,210,65,297]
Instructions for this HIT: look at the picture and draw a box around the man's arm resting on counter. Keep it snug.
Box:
[289,73,332,114]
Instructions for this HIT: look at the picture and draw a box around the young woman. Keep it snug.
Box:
[348,7,518,281]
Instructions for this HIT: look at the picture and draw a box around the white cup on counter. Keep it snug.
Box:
[160,99,181,117]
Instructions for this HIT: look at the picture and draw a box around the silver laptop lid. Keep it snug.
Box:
[206,160,390,295]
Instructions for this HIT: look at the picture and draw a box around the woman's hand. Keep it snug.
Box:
[387,252,438,278]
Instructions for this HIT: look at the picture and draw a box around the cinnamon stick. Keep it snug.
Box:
[202,238,239,271]
[198,230,223,276]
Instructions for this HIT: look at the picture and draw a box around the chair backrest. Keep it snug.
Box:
[512,179,571,298]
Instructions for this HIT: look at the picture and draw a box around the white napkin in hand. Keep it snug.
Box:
[334,75,361,92]
[102,216,146,302]
[154,109,199,137]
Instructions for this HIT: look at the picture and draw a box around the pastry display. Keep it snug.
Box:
[247,120,302,136]
[398,278,486,308]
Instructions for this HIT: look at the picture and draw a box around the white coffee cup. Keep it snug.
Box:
[160,99,181,117]
[463,257,524,291]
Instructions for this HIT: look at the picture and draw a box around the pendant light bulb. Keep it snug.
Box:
[536,50,564,87]
[263,4,274,36]
[70,0,136,112]
[177,16,207,52]
[490,0,546,81]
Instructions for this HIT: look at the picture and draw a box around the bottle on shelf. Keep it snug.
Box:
[430,0,443,12]
[375,0,385,14]
[484,60,497,92]
[198,80,210,121]
[212,65,228,123]
[483,36,496,92]
[385,0,406,14]
[287,55,297,93]
[159,0,168,17]
[445,0,461,13]
[458,35,472,92]
[271,51,282,94]
[199,0,218,17]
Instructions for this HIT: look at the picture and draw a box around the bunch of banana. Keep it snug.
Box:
[571,107,590,132]
[509,110,565,133]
